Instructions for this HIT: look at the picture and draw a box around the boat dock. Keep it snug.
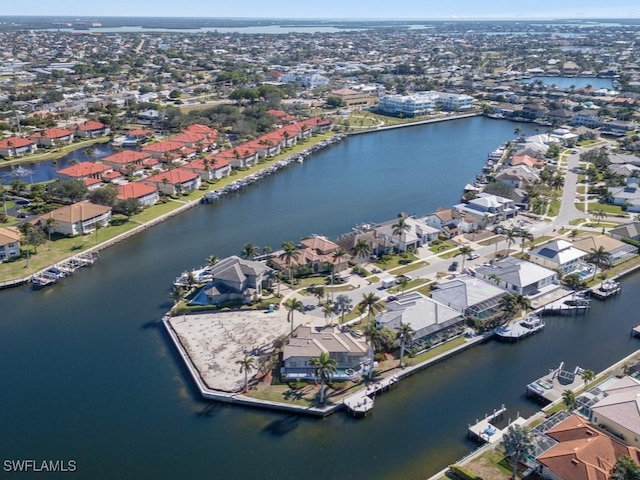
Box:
[343,375,399,417]
[526,362,585,403]
[467,405,528,444]
[494,315,544,342]
[539,294,590,315]
[31,252,98,289]
[589,279,621,300]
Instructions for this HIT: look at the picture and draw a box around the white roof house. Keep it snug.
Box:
[376,292,463,343]
[374,217,440,252]
[430,274,506,321]
[474,257,558,297]
[529,239,589,276]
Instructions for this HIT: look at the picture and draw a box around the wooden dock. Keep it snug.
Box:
[468,405,506,442]
[539,295,590,315]
[343,375,399,417]
[589,280,621,300]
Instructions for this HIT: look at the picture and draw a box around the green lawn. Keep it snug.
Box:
[388,261,428,275]
[588,204,625,215]
[438,248,461,259]
[407,336,467,365]
[387,278,429,294]
[374,254,418,270]
[429,241,456,253]
[548,199,561,217]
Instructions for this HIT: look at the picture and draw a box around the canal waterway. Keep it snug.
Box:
[1,117,637,480]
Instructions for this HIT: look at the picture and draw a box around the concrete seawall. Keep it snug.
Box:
[347,112,481,136]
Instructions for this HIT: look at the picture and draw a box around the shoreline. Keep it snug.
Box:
[347,111,480,135]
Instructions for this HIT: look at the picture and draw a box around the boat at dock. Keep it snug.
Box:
[589,279,621,299]
[30,252,99,290]
[495,314,544,342]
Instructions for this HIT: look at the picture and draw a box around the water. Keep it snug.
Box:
[43,25,370,34]
[0,143,116,185]
[0,117,636,480]
[520,76,613,89]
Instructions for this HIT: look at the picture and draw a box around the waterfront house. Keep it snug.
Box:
[269,235,350,275]
[609,222,640,242]
[101,150,151,175]
[297,116,333,134]
[0,226,21,262]
[57,162,113,183]
[374,216,440,252]
[529,239,589,277]
[281,326,373,381]
[589,376,640,448]
[169,131,213,152]
[144,168,201,196]
[0,136,37,158]
[493,165,541,190]
[116,183,159,207]
[571,233,638,266]
[536,414,640,480]
[182,157,231,180]
[242,138,280,159]
[74,120,110,138]
[509,154,545,169]
[474,257,558,297]
[213,147,258,168]
[453,193,517,231]
[430,274,506,326]
[203,255,272,305]
[424,208,461,238]
[29,127,74,147]
[572,110,602,128]
[183,123,218,142]
[36,201,112,236]
[375,292,463,347]
[266,109,297,125]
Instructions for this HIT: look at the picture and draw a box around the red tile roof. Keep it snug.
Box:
[184,124,218,139]
[145,168,199,185]
[142,140,185,154]
[58,162,111,178]
[38,128,73,139]
[102,170,123,180]
[214,148,257,160]
[169,131,206,145]
[183,157,230,171]
[75,120,107,132]
[83,177,103,187]
[127,128,152,137]
[102,150,150,165]
[117,182,158,200]
[0,137,35,149]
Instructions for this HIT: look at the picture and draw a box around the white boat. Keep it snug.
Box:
[600,279,620,292]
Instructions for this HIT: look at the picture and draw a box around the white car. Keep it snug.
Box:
[467,253,480,260]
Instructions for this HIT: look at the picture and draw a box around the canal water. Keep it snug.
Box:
[1,117,637,480]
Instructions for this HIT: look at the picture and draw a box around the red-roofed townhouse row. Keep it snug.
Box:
[213,147,258,169]
[182,157,231,181]
[74,120,110,138]
[58,162,113,182]
[117,182,159,207]
[0,137,37,158]
[242,137,281,159]
[29,128,74,147]
[184,123,218,141]
[141,140,185,160]
[296,117,333,134]
[144,168,201,196]
[102,150,151,175]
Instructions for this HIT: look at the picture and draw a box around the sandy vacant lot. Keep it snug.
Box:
[169,310,293,392]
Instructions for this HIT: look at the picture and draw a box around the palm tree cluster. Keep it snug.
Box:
[501,424,534,480]
[499,293,531,321]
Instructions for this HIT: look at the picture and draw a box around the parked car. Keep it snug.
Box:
[448,261,459,271]
[467,253,480,260]
[386,295,398,302]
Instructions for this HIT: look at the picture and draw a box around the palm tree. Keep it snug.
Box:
[458,245,473,271]
[391,217,411,252]
[592,207,606,226]
[364,322,386,353]
[310,351,337,404]
[503,227,519,256]
[581,369,595,386]
[488,273,501,286]
[501,425,534,480]
[329,247,348,302]
[351,238,372,264]
[332,294,353,323]
[358,292,381,326]
[241,242,259,260]
[0,184,8,218]
[236,355,255,392]
[279,241,299,283]
[590,246,611,280]
[562,389,576,410]
[396,322,415,367]
[206,254,219,266]
[169,285,185,311]
[322,301,334,324]
[397,276,409,294]
[284,298,305,335]
[499,293,519,320]
[44,217,58,251]
[518,230,534,255]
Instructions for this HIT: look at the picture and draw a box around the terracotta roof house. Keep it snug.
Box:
[101,170,125,183]
[589,376,640,448]
[510,154,545,169]
[74,120,110,138]
[116,182,159,207]
[29,128,74,147]
[424,208,461,238]
[242,137,280,158]
[203,255,272,305]
[57,161,112,181]
[281,326,373,381]
[169,131,210,151]
[36,201,112,236]
[182,157,231,181]
[214,147,259,168]
[571,233,638,266]
[141,140,185,159]
[101,150,151,174]
[144,168,201,196]
[266,109,297,124]
[183,123,218,141]
[270,235,350,274]
[0,226,21,262]
[0,136,37,158]
[297,116,333,133]
[537,414,640,480]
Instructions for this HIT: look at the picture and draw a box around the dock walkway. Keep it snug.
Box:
[526,362,585,403]
[343,375,399,416]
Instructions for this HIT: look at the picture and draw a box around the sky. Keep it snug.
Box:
[1,0,639,19]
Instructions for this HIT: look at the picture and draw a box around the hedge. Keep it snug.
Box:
[449,465,484,480]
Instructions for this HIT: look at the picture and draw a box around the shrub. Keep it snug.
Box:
[449,465,484,480]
